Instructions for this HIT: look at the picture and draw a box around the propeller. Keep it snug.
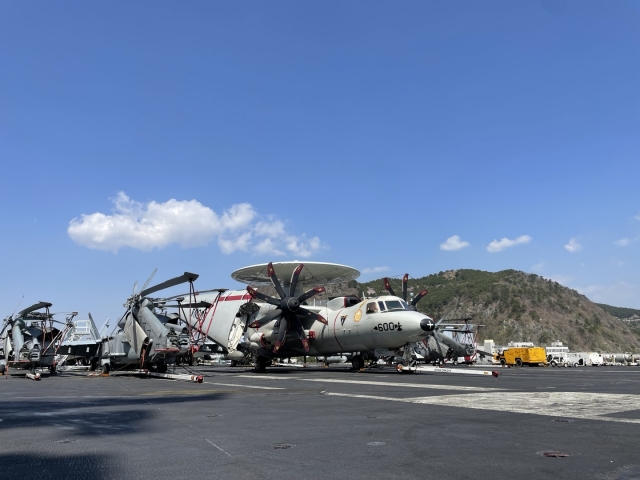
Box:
[383,274,428,311]
[246,262,326,354]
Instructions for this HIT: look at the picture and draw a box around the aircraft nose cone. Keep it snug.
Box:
[420,318,435,332]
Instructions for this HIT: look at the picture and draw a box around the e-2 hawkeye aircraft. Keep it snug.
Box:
[175,261,436,372]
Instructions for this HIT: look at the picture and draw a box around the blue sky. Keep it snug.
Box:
[1,1,639,325]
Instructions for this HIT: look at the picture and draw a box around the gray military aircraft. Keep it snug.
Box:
[1,301,58,376]
[380,275,487,365]
[175,261,436,372]
[99,270,197,373]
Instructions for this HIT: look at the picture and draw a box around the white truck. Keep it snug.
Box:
[565,352,603,367]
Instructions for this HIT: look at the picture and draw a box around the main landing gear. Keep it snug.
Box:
[351,355,364,370]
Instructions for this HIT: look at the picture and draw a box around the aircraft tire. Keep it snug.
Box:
[103,363,110,374]
[351,355,364,370]
[255,356,268,373]
[157,363,168,373]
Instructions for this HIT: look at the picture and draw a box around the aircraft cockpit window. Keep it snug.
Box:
[400,300,409,309]
[384,300,405,311]
[366,302,379,314]
[378,301,386,312]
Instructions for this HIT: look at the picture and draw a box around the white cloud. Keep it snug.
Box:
[68,192,325,257]
[615,235,640,247]
[634,213,640,221]
[361,266,389,274]
[576,281,638,307]
[440,235,470,251]
[486,235,531,253]
[564,238,582,253]
[531,262,545,272]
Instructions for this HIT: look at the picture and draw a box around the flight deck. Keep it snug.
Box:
[1,365,639,480]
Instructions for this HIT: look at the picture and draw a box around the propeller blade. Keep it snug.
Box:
[273,316,289,353]
[294,321,310,353]
[402,274,409,302]
[247,287,281,306]
[289,263,304,297]
[139,268,157,294]
[249,308,282,328]
[383,278,396,297]
[132,280,138,296]
[297,308,328,325]
[267,262,287,299]
[410,289,428,308]
[297,286,325,304]
[17,301,53,317]
[141,272,199,297]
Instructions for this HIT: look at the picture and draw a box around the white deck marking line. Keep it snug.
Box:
[237,376,496,391]
[206,439,234,458]
[296,378,498,391]
[323,391,640,424]
[204,382,284,390]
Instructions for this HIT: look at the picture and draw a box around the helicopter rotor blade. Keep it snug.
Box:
[10,295,24,317]
[141,272,199,298]
[17,301,53,318]
[139,268,157,294]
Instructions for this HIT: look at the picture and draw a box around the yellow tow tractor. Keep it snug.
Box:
[495,347,548,367]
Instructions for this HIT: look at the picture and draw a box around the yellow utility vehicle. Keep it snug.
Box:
[495,347,548,367]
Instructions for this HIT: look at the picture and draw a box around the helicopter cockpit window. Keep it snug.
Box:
[378,301,387,312]
[366,302,379,314]
[400,300,409,309]
[384,300,405,311]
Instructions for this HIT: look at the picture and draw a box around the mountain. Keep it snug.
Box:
[351,269,640,353]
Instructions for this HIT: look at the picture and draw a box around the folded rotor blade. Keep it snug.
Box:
[402,274,409,302]
[294,321,310,353]
[247,287,281,306]
[297,286,325,304]
[289,263,304,297]
[273,316,289,353]
[383,278,395,297]
[161,301,212,309]
[266,262,287,299]
[139,268,157,294]
[249,308,282,328]
[297,308,328,325]
[141,272,199,297]
[17,301,52,317]
[410,289,428,308]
